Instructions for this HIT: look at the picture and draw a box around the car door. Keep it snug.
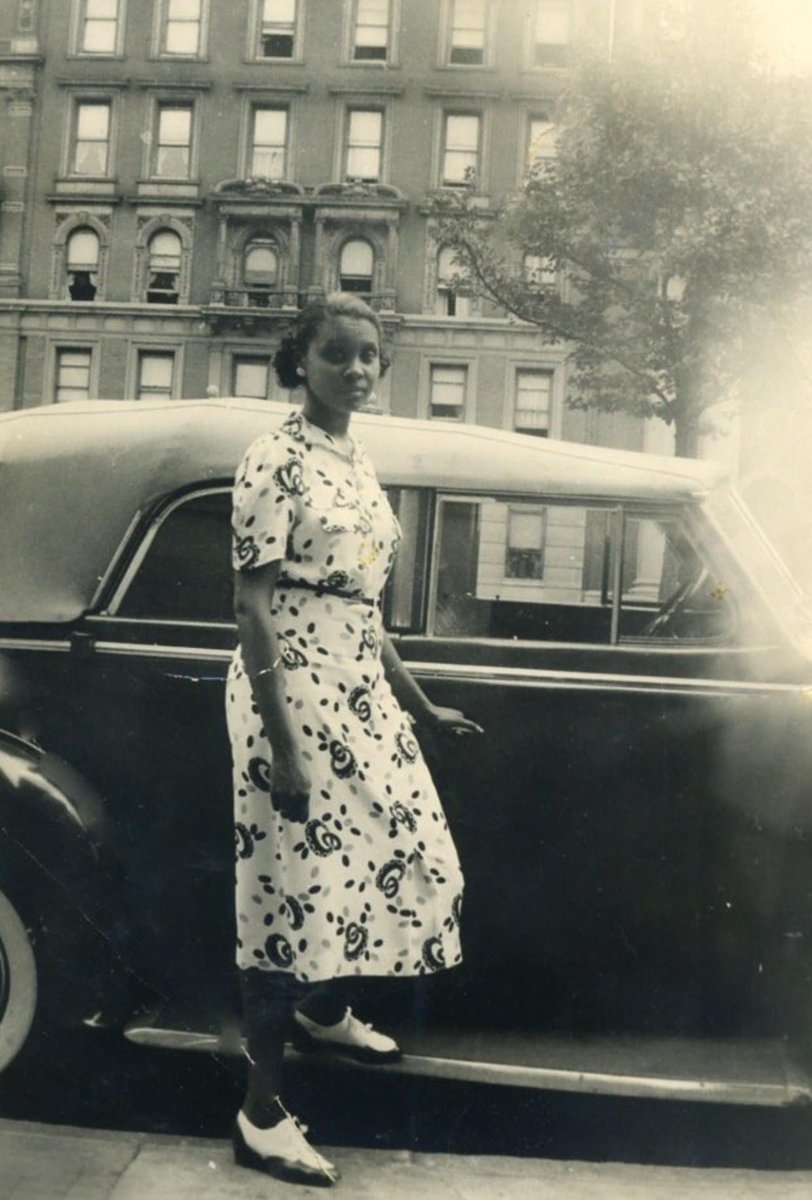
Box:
[389,489,810,1040]
[36,488,239,1024]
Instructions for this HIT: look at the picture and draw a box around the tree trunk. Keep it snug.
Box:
[674,419,699,457]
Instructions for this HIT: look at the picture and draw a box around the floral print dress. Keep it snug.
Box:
[226,410,464,982]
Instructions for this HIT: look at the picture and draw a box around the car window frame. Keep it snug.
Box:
[102,484,236,627]
[97,482,768,655]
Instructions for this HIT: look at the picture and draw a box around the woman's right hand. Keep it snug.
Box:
[269,748,311,823]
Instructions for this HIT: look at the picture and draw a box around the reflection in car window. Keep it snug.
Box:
[431,498,615,643]
[430,498,736,645]
[117,491,233,623]
[619,516,736,642]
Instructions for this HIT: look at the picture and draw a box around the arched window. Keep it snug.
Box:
[339,238,374,294]
[66,227,100,301]
[146,229,182,303]
[243,239,278,307]
[435,245,469,317]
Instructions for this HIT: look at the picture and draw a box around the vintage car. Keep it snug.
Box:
[1,397,812,1109]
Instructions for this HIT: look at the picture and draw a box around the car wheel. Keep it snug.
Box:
[0,887,37,1073]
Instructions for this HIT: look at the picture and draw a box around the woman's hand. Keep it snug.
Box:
[269,748,311,823]
[421,704,484,738]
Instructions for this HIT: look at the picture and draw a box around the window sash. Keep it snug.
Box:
[251,108,288,178]
[164,0,202,54]
[244,243,279,282]
[430,364,467,417]
[535,0,570,44]
[73,103,111,174]
[354,0,389,58]
[533,0,570,64]
[66,229,101,270]
[523,254,556,285]
[232,356,271,399]
[138,352,175,398]
[155,105,192,177]
[450,0,485,60]
[515,369,552,433]
[81,0,118,53]
[55,349,92,401]
[442,113,480,183]
[149,232,182,272]
[260,0,296,55]
[345,109,382,181]
[528,117,556,163]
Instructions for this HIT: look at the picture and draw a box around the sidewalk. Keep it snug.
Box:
[2,1118,812,1200]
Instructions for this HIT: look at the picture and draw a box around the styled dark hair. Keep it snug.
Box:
[273,292,390,389]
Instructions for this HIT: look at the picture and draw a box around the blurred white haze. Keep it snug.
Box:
[751,0,812,76]
[675,1,812,594]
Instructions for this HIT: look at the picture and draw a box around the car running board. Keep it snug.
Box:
[122,1018,812,1109]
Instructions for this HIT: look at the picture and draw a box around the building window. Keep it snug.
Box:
[505,508,547,579]
[514,368,552,436]
[250,107,288,179]
[352,0,389,60]
[345,109,383,182]
[526,115,556,169]
[258,0,297,58]
[154,104,193,177]
[72,101,111,175]
[441,113,480,186]
[532,0,570,67]
[66,228,100,300]
[429,363,467,419]
[339,239,374,293]
[243,239,279,306]
[78,0,119,54]
[522,253,556,287]
[146,230,182,303]
[448,0,486,65]
[55,348,92,402]
[162,0,203,55]
[435,246,470,316]
[232,355,272,398]
[137,351,175,399]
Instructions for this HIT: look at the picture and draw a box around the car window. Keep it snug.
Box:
[618,514,737,642]
[430,498,615,643]
[429,498,738,646]
[115,486,430,629]
[116,490,234,623]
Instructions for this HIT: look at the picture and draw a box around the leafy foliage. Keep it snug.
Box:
[437,1,812,453]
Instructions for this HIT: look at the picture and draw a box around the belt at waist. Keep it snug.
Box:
[276,575,378,607]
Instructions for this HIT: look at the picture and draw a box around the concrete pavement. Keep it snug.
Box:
[2,1118,812,1200]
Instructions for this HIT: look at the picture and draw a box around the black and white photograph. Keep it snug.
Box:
[2,1,812,1196]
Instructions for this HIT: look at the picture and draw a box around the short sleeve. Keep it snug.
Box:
[231,434,302,572]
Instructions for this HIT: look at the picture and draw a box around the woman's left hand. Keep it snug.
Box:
[421,703,484,737]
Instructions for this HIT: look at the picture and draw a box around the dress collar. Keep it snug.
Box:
[281,409,361,463]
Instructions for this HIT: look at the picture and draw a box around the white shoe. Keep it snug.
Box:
[233,1107,339,1187]
[293,1006,402,1064]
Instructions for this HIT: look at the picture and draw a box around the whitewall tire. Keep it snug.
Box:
[0,888,37,1073]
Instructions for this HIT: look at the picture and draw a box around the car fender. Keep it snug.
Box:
[0,730,128,1014]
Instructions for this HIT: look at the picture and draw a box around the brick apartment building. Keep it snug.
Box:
[0,0,651,453]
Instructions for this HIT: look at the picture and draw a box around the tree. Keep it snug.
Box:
[437,1,812,455]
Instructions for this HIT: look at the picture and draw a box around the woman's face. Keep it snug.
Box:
[301,315,381,420]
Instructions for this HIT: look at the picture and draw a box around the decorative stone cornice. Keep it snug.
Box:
[213,177,305,198]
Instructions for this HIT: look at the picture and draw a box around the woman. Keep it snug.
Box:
[226,292,482,1187]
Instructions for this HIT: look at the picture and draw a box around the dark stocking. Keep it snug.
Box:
[239,968,305,1127]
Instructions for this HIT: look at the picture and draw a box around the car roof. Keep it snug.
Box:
[0,398,726,625]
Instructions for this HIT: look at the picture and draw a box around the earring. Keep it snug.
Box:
[296,366,306,378]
